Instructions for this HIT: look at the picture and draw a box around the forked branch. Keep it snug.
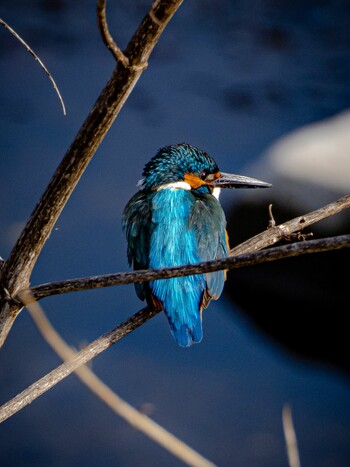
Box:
[97,0,130,66]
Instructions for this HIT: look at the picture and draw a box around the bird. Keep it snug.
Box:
[123,143,271,347]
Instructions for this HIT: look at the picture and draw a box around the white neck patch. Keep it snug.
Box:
[157,181,191,191]
[212,187,221,199]
[157,181,221,199]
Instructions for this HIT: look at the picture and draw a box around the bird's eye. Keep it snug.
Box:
[199,171,207,180]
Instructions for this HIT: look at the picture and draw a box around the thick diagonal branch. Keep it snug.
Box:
[0,0,184,348]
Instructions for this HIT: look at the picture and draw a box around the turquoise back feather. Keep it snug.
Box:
[150,189,206,347]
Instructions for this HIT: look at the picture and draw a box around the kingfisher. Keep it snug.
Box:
[123,143,271,347]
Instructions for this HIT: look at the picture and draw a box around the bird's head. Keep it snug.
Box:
[141,143,271,195]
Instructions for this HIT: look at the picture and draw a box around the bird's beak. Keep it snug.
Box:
[211,172,272,189]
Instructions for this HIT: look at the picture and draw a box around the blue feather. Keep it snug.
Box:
[189,194,229,300]
[150,189,206,347]
[122,190,152,301]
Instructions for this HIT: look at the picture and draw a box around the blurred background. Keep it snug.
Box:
[0,1,349,466]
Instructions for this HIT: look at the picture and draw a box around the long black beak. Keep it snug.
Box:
[212,172,272,189]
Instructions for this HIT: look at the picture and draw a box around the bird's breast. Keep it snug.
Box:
[150,188,199,267]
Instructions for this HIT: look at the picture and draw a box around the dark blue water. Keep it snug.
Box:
[0,1,349,466]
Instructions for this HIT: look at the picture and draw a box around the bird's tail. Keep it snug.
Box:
[147,291,203,346]
[150,276,206,347]
[169,316,203,347]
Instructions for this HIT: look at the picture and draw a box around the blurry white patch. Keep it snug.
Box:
[137,179,144,187]
[268,110,350,192]
[212,187,221,199]
[157,181,191,191]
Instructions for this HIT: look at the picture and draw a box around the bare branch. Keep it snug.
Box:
[96,0,130,66]
[27,298,215,467]
[282,404,301,467]
[0,306,158,424]
[0,17,66,115]
[230,193,350,256]
[0,0,184,348]
[25,234,350,302]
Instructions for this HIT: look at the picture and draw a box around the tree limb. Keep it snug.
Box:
[26,234,350,303]
[0,306,158,424]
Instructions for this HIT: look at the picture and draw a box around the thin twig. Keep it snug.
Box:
[26,296,215,467]
[282,404,301,467]
[96,0,130,66]
[26,234,350,302]
[0,17,66,115]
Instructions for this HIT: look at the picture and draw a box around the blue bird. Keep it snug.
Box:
[123,143,271,347]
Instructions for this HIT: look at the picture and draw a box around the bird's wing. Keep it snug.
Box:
[122,190,152,301]
[190,194,229,308]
